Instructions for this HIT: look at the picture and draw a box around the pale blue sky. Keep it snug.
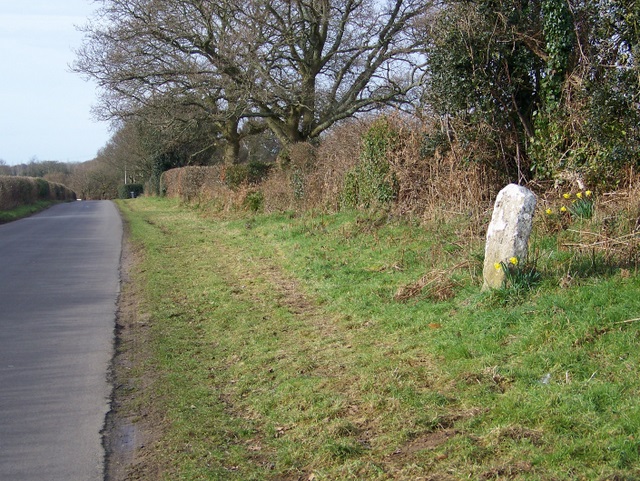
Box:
[0,1,110,165]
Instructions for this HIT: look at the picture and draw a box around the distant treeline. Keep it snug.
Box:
[0,160,73,179]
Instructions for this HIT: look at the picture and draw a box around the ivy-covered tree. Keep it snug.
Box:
[425,0,640,185]
[424,0,545,180]
[529,0,640,183]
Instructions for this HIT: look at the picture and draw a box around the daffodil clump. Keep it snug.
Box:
[495,255,540,293]
[544,190,594,220]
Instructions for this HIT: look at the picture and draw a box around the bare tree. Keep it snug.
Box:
[67,159,121,199]
[0,159,10,176]
[74,0,427,163]
[245,0,428,144]
[74,0,259,165]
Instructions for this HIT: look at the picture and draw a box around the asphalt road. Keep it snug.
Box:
[0,201,122,481]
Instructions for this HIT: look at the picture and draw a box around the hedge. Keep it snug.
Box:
[0,176,77,210]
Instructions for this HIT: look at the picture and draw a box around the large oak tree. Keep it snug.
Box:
[74,0,427,164]
[243,0,427,144]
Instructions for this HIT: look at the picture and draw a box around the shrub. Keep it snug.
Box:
[341,117,399,209]
[0,176,76,210]
[35,178,50,199]
[225,161,272,190]
[278,142,317,201]
[243,190,265,213]
[247,161,272,184]
[225,164,249,189]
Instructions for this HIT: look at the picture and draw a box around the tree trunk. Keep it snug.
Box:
[300,74,317,138]
[222,119,241,165]
[265,115,303,147]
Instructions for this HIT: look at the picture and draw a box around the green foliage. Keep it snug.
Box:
[224,164,249,189]
[529,71,640,185]
[426,0,640,186]
[341,118,399,209]
[118,183,144,199]
[290,168,305,200]
[420,130,450,158]
[529,0,640,185]
[569,197,594,220]
[540,0,575,105]
[424,1,542,176]
[529,107,567,179]
[242,190,264,213]
[148,154,173,196]
[35,178,50,199]
[225,162,272,190]
[579,79,640,184]
[498,257,541,298]
[247,161,272,183]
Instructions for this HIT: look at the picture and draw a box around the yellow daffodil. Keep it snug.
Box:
[494,262,502,271]
[585,190,592,197]
[560,206,567,212]
[576,192,583,199]
[563,193,571,199]
[509,257,518,265]
[545,208,553,215]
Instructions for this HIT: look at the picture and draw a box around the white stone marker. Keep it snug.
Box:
[482,183,537,290]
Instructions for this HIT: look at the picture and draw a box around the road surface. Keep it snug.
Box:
[0,201,122,481]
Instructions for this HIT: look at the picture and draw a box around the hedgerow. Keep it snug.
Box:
[0,176,76,211]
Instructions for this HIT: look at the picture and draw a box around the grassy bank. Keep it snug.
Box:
[116,196,640,480]
[0,200,62,223]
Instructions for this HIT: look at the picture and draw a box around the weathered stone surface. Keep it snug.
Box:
[482,184,537,290]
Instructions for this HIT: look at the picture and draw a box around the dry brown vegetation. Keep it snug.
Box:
[0,175,76,211]
[160,116,514,225]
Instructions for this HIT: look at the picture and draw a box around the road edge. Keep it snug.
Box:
[102,211,154,480]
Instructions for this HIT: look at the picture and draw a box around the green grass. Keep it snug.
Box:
[117,197,640,480]
[0,200,61,223]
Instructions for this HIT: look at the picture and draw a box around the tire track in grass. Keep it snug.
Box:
[201,222,463,479]
[115,199,471,480]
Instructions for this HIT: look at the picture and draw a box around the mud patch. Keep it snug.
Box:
[104,420,144,480]
[103,225,159,480]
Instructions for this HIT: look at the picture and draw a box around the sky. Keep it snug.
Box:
[0,1,111,166]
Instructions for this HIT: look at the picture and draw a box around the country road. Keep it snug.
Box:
[0,201,122,481]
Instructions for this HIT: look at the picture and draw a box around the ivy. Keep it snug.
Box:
[540,0,575,105]
[340,119,399,209]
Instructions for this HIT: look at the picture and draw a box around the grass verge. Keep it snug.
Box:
[0,200,61,223]
[115,196,640,480]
